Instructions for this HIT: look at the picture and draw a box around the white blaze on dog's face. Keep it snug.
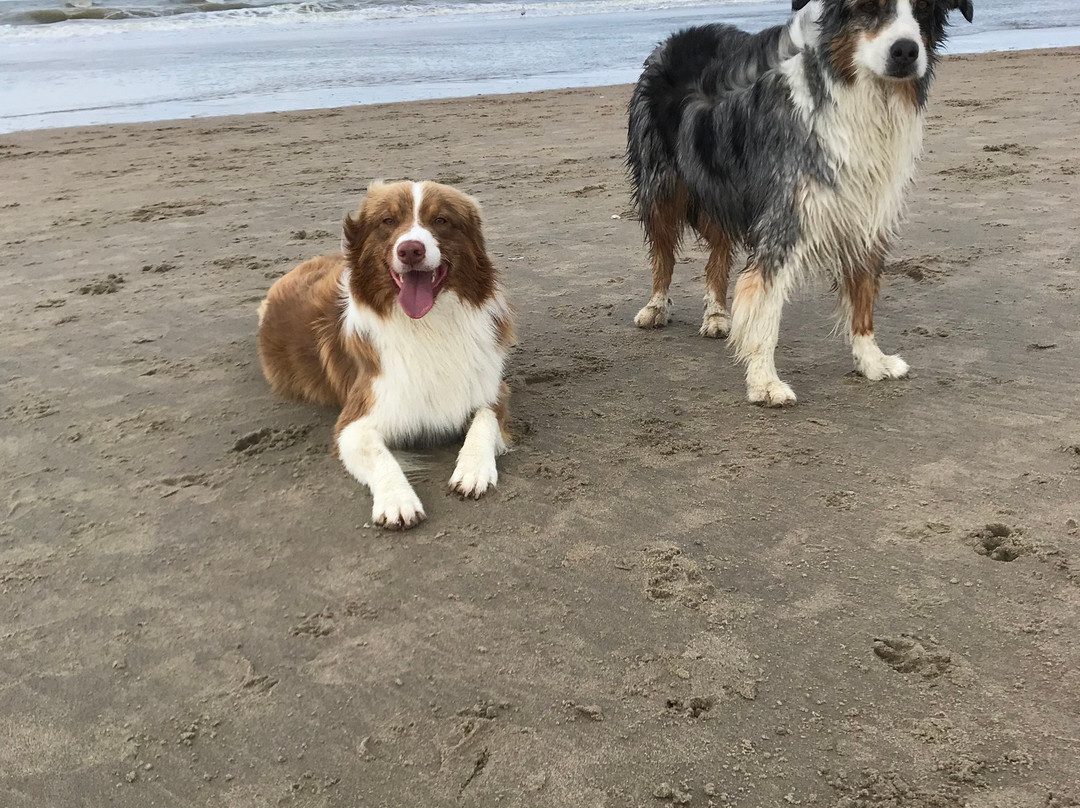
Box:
[849,0,930,80]
[389,182,450,319]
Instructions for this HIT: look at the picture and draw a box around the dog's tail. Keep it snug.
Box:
[626,43,688,233]
[257,298,269,326]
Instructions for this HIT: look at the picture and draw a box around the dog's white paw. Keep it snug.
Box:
[857,352,910,381]
[449,453,498,499]
[852,336,910,381]
[699,311,731,339]
[372,485,425,530]
[747,379,798,407]
[634,299,671,329]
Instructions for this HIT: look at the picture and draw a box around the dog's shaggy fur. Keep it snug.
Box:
[627,0,973,405]
[258,181,513,529]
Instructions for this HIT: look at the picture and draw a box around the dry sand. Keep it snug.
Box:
[2,47,1079,808]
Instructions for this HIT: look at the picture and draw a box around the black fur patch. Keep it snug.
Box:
[627,23,798,223]
[626,0,969,275]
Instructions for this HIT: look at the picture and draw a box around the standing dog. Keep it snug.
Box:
[627,0,974,405]
[258,181,513,529]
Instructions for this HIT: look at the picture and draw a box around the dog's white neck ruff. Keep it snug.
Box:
[783,54,924,273]
[342,273,509,446]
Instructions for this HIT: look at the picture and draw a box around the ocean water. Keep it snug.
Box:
[1,0,1079,132]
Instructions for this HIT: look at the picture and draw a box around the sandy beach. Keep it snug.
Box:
[2,47,1079,807]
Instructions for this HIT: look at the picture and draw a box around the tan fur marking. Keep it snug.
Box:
[846,244,885,336]
[495,312,516,351]
[830,28,860,83]
[833,0,893,81]
[699,224,734,304]
[845,273,880,336]
[644,182,689,297]
[732,262,767,313]
[858,0,891,40]
[333,381,376,441]
[847,0,888,32]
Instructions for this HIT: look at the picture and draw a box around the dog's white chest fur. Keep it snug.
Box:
[788,63,924,270]
[344,287,507,445]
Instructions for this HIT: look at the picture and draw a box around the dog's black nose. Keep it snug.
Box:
[397,239,426,265]
[889,38,920,67]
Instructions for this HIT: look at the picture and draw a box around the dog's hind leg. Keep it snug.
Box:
[450,382,510,499]
[336,394,425,530]
[842,258,910,381]
[699,225,734,339]
[634,188,686,329]
[730,260,798,407]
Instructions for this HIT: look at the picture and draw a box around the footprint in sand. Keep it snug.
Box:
[872,634,971,684]
[969,523,1031,562]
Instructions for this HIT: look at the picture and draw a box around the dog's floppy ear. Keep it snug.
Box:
[341,211,365,255]
[947,0,974,23]
[342,180,388,254]
[791,0,813,9]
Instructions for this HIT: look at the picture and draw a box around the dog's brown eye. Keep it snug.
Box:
[857,0,878,14]
[434,216,448,225]
[382,217,396,226]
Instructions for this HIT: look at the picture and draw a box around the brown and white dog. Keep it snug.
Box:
[257,180,513,529]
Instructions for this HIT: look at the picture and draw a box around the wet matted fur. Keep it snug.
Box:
[627,0,974,406]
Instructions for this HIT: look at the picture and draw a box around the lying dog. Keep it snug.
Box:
[627,0,973,405]
[258,181,513,529]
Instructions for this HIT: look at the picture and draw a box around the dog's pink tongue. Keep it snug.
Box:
[398,271,435,319]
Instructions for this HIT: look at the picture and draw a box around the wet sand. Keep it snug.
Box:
[1,47,1079,808]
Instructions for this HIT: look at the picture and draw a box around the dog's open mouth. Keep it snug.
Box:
[390,262,449,319]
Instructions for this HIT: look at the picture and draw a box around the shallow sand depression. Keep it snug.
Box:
[1,48,1079,807]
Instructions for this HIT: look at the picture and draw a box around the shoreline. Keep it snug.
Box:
[3,0,1080,134]
[2,45,1079,137]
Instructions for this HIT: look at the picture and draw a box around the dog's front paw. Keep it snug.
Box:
[634,299,671,329]
[747,379,797,407]
[449,453,498,499]
[699,311,731,339]
[372,486,425,530]
[857,353,910,381]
